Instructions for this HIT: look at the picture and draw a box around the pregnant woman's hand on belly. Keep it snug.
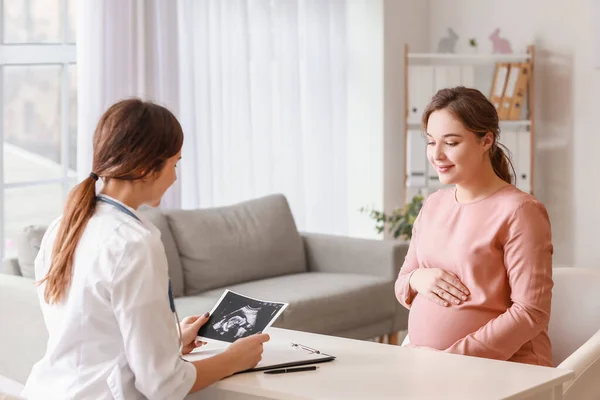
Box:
[409,268,470,307]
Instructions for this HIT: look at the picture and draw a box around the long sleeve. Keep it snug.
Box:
[111,234,196,400]
[394,205,425,309]
[443,200,554,363]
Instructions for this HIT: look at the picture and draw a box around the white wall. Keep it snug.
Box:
[428,0,598,268]
[344,0,431,240]
[346,0,385,239]
[383,0,430,231]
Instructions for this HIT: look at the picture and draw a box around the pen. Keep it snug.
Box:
[264,366,318,374]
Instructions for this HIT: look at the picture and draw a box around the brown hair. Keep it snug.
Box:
[40,98,184,304]
[421,86,515,184]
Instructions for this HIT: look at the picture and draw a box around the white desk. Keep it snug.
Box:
[187,328,574,400]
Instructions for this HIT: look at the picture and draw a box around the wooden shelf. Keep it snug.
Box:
[407,120,531,130]
[407,53,531,61]
[499,120,532,128]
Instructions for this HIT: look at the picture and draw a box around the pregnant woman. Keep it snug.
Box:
[395,87,553,366]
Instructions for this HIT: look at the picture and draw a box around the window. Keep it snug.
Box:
[0,0,76,261]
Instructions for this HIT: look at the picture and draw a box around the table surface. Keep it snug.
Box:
[188,328,575,400]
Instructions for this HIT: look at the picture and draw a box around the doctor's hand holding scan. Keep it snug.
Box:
[21,99,270,400]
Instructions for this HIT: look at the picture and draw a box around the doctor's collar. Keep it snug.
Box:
[96,194,141,216]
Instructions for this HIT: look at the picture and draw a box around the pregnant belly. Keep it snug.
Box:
[408,296,503,349]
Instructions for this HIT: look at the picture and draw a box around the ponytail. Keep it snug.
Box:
[38,98,184,304]
[490,143,515,185]
[40,175,98,304]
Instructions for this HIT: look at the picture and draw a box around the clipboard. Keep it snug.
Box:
[183,341,336,374]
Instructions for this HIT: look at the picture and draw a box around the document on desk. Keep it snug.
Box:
[183,340,335,373]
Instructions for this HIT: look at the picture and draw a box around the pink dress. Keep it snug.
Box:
[395,185,554,366]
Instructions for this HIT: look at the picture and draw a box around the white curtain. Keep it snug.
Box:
[177,0,348,235]
[79,0,351,235]
[77,0,181,208]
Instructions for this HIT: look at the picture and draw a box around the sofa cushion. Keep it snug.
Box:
[16,225,47,279]
[139,208,185,298]
[0,259,22,276]
[174,272,395,335]
[166,194,307,295]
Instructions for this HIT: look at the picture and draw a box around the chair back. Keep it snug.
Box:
[549,267,600,365]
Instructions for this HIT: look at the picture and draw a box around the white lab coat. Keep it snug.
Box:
[21,196,196,400]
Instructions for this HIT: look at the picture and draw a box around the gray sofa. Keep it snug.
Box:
[0,194,409,384]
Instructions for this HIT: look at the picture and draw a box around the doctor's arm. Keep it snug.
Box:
[111,236,268,398]
[443,200,553,361]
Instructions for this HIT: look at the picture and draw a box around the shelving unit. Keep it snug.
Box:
[402,44,535,204]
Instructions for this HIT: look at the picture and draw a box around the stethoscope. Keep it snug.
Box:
[97,195,184,356]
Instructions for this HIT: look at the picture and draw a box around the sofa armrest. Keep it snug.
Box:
[559,329,600,400]
[0,258,21,276]
[0,274,46,384]
[301,233,409,280]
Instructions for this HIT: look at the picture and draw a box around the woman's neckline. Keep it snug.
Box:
[453,184,514,206]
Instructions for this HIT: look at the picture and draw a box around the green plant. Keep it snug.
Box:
[360,194,424,241]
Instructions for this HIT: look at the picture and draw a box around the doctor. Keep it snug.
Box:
[22,99,270,399]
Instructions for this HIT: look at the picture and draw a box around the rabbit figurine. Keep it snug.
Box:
[489,28,512,54]
[437,28,459,53]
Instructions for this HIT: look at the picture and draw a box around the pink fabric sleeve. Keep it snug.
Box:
[443,200,554,361]
[394,207,424,309]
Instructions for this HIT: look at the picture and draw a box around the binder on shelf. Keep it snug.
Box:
[433,66,462,93]
[407,130,427,188]
[516,130,531,193]
[499,62,530,120]
[500,131,518,164]
[506,63,530,120]
[500,130,518,182]
[490,63,510,114]
[184,341,336,374]
[428,174,444,188]
[500,130,531,193]
[460,65,475,88]
[408,66,434,125]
